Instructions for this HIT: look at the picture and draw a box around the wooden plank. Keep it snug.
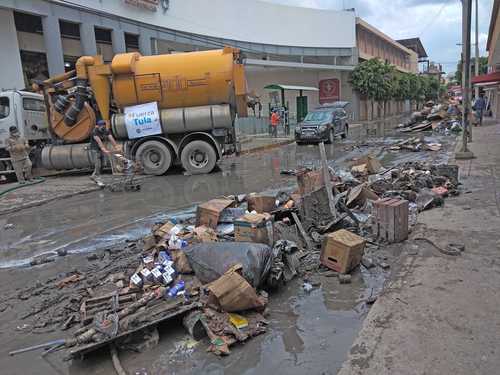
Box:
[69,303,200,358]
[292,212,313,251]
[318,142,336,219]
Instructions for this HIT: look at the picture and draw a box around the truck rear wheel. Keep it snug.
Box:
[135,140,172,175]
[180,140,217,175]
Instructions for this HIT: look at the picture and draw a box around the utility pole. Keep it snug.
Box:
[456,0,474,159]
[474,0,480,99]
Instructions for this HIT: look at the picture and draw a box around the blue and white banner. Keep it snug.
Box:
[124,102,162,139]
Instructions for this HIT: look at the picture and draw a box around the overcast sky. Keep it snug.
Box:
[264,0,494,74]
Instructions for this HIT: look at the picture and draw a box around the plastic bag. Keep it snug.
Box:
[184,242,273,288]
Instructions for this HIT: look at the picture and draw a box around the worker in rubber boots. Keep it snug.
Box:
[90,120,119,180]
[6,126,32,184]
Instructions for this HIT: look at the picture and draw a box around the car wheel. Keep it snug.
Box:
[326,129,334,144]
[135,140,172,175]
[181,140,217,175]
[341,124,349,139]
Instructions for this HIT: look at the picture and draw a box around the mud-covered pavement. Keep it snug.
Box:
[0,131,455,375]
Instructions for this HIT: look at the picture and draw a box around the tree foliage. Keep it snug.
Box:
[351,58,441,104]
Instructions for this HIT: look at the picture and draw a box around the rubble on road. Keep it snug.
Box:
[6,140,461,367]
[397,100,462,137]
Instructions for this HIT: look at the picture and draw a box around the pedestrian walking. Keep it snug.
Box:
[472,92,486,126]
[270,110,280,138]
[90,120,119,179]
[6,126,32,183]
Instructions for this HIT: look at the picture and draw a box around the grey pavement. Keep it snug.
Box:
[339,120,500,375]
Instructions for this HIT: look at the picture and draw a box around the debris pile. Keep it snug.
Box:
[397,100,462,137]
[6,144,461,368]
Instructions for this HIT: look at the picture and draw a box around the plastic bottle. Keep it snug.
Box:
[166,280,185,298]
[168,235,187,250]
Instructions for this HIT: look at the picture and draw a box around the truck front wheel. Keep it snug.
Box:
[135,140,172,175]
[180,140,217,175]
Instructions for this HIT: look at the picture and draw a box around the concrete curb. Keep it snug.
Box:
[239,139,295,155]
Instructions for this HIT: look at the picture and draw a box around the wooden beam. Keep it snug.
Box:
[319,141,336,219]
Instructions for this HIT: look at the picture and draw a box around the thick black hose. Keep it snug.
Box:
[63,79,88,126]
[53,94,71,115]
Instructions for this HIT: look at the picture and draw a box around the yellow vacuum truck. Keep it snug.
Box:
[36,47,248,175]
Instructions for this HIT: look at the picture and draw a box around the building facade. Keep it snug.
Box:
[476,0,500,119]
[0,0,417,123]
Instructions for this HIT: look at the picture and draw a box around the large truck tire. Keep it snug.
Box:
[136,140,172,175]
[180,140,217,175]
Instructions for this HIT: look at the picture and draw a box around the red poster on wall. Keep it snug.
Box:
[319,78,340,104]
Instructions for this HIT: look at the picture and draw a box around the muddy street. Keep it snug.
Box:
[0,133,450,269]
[0,130,455,375]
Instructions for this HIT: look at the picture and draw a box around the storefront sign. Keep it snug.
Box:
[319,78,340,104]
[124,102,162,139]
[123,0,159,12]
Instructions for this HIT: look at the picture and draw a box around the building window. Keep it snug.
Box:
[20,51,49,87]
[0,97,10,119]
[95,27,112,44]
[125,33,139,51]
[14,12,43,34]
[59,20,80,40]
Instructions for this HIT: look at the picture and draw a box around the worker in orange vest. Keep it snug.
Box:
[270,110,280,138]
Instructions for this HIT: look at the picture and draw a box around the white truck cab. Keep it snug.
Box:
[0,90,49,176]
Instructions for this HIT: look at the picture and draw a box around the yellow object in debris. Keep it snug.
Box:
[229,313,249,329]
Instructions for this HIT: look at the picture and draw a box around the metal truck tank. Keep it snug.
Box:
[41,142,124,170]
[111,104,233,139]
[111,48,240,110]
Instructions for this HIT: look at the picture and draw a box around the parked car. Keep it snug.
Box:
[295,101,350,144]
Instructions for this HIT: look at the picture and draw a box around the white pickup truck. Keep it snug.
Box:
[0,90,49,179]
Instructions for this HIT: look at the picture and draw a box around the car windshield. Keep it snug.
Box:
[304,111,331,122]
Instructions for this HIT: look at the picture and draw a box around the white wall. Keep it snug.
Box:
[0,9,25,90]
[54,0,356,48]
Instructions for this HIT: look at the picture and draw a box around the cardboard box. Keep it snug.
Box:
[234,213,273,245]
[196,198,234,229]
[247,193,276,213]
[350,155,382,174]
[296,169,324,195]
[320,229,366,274]
[372,198,409,243]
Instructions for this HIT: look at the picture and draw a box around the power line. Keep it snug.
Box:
[419,0,454,35]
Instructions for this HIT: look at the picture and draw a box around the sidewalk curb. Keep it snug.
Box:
[239,139,295,155]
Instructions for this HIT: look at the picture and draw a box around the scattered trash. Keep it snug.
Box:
[229,313,249,329]
[303,282,314,292]
[4,223,14,230]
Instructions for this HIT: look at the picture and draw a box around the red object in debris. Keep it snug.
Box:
[432,186,448,196]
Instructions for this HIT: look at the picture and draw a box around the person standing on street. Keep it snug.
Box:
[6,126,32,184]
[271,110,280,138]
[472,92,486,126]
[90,120,119,179]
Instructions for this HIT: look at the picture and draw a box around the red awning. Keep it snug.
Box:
[471,71,500,84]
